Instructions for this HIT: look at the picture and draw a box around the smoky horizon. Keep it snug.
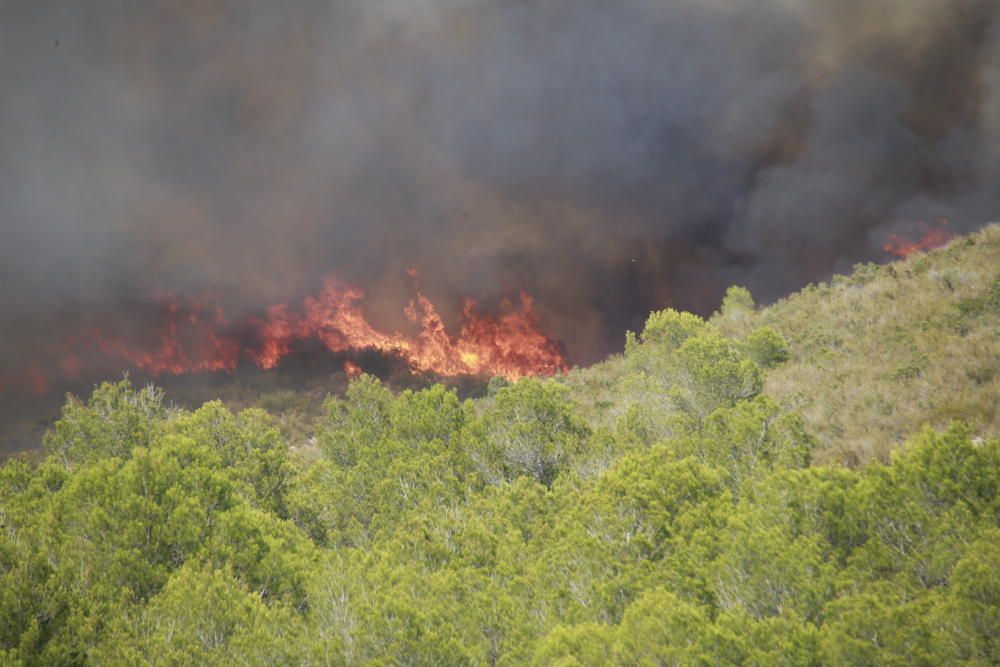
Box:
[2,0,1000,393]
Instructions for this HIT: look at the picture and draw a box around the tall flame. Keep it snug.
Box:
[2,276,567,395]
[253,276,568,379]
[883,219,954,258]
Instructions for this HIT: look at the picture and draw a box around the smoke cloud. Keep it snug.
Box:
[2,0,998,374]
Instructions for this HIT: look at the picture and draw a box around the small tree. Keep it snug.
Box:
[43,378,168,467]
[465,379,590,487]
[640,309,707,350]
[672,333,762,417]
[721,286,755,314]
[746,327,790,368]
[716,286,756,336]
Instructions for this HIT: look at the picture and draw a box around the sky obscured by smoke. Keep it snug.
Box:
[2,0,999,368]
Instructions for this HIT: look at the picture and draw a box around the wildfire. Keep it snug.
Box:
[92,297,241,376]
[246,276,568,380]
[883,219,954,258]
[0,366,49,397]
[3,276,568,395]
[342,360,363,378]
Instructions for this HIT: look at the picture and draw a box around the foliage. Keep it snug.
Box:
[1,227,999,664]
[745,326,790,369]
[737,224,1000,464]
[638,308,707,349]
[464,378,590,488]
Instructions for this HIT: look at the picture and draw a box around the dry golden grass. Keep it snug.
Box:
[746,224,1000,465]
[560,224,999,468]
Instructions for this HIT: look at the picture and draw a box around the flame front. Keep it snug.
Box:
[254,277,567,380]
[3,276,567,395]
[92,298,241,376]
[883,220,954,258]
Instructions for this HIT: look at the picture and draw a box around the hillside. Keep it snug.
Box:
[1,227,999,664]
[560,224,1000,466]
[740,225,1000,465]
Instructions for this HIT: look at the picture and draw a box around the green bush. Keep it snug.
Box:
[746,327,790,368]
[2,227,999,664]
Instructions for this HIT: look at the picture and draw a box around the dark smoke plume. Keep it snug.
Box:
[2,0,999,379]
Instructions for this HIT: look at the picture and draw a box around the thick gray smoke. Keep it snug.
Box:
[2,0,999,371]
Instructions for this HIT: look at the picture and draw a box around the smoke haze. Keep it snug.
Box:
[2,0,999,378]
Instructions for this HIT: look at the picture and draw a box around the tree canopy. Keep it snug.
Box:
[2,231,999,664]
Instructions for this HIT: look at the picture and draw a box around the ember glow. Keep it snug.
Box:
[0,278,567,396]
[883,220,955,259]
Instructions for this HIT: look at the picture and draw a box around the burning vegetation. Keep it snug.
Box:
[883,220,956,258]
[0,277,567,397]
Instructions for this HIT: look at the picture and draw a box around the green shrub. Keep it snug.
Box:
[746,327,790,368]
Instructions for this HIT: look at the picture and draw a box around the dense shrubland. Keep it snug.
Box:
[1,228,998,664]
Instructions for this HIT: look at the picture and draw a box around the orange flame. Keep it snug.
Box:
[91,296,241,375]
[883,219,954,258]
[251,304,301,370]
[256,276,568,380]
[2,276,567,395]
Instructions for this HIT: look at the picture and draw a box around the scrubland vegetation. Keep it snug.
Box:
[1,227,998,664]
